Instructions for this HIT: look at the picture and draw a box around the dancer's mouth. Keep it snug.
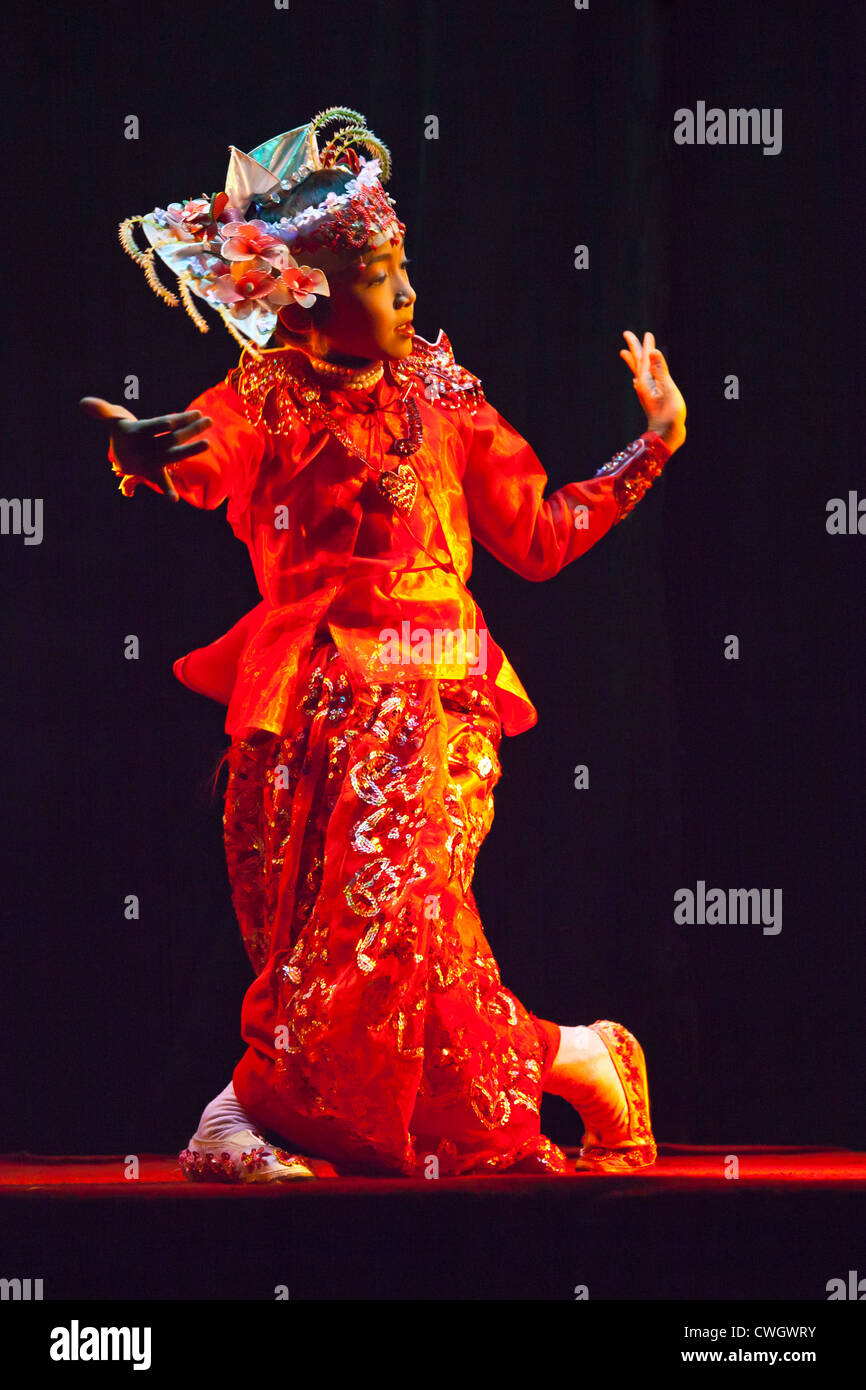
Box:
[394,322,414,337]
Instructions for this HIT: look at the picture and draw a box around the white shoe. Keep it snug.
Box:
[179,1128,318,1183]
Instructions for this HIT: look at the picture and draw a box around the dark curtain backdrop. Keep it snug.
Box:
[2,0,863,1155]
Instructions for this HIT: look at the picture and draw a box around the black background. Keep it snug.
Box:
[2,0,863,1157]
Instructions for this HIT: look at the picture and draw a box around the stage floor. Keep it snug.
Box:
[3,1144,865,1193]
[3,1146,864,1299]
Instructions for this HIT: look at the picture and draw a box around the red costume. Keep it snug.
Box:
[109,331,669,1176]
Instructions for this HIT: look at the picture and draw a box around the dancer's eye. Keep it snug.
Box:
[367,258,411,287]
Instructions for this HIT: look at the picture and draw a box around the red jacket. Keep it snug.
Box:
[108,330,670,737]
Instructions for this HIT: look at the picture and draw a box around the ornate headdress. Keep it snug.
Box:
[118,107,406,359]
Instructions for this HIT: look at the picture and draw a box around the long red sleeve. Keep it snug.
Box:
[461,398,670,581]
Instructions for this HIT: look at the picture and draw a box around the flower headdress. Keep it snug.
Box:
[118,107,406,360]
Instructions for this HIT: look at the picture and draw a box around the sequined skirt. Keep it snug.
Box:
[226,635,568,1177]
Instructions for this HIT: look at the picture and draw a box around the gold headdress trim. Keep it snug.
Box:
[118,217,179,306]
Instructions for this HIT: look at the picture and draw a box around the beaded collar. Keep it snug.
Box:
[228,345,398,434]
[227,329,486,436]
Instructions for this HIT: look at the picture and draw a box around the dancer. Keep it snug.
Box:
[81,107,686,1179]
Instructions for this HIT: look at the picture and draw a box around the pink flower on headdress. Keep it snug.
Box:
[206,259,278,305]
[266,263,331,310]
[218,219,286,267]
[164,198,213,240]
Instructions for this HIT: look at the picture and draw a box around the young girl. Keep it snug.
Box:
[81,107,686,1180]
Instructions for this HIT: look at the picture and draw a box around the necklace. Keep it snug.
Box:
[295,380,422,514]
[233,346,427,517]
[293,378,459,574]
[233,347,459,575]
[305,352,385,391]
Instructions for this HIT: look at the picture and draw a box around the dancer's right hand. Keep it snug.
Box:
[78,397,213,503]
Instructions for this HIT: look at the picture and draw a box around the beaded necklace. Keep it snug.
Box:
[303,352,385,392]
[232,347,460,576]
[295,380,424,513]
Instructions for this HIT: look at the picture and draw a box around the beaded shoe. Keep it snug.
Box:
[573,1020,657,1173]
[178,1128,318,1183]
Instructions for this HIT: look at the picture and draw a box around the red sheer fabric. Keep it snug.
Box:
[226,637,569,1176]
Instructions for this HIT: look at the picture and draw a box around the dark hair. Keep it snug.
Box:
[196,744,232,807]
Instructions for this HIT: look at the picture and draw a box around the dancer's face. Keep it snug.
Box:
[277,232,416,366]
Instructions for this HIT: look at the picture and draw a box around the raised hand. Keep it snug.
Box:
[619,331,686,453]
[78,397,213,503]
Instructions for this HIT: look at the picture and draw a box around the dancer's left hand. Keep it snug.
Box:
[620,330,686,453]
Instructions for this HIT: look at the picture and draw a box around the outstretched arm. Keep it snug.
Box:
[79,398,216,504]
[461,329,686,581]
[80,378,267,511]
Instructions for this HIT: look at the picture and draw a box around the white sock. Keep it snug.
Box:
[194,1081,263,1143]
[554,1025,607,1067]
[546,1025,628,1138]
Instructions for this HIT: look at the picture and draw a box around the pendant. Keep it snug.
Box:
[386,395,423,456]
[377,462,418,515]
